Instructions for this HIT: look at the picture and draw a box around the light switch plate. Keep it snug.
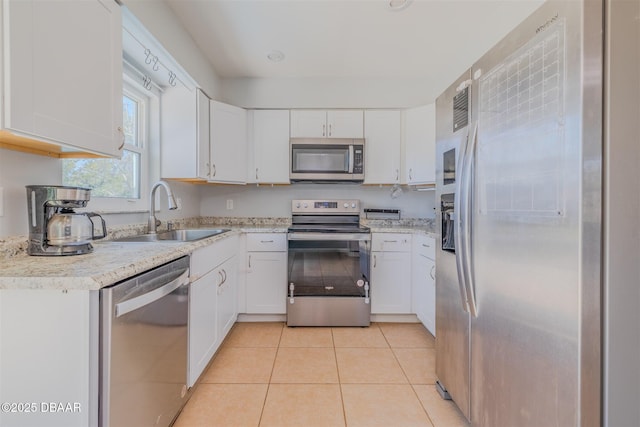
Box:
[226,199,233,210]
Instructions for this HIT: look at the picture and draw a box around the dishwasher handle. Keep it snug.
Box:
[115,269,189,318]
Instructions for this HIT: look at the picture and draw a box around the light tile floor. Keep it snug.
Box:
[173,322,469,427]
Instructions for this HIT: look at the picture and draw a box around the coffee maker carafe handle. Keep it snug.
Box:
[85,212,107,240]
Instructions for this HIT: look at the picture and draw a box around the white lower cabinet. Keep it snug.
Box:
[412,234,436,335]
[188,268,218,387]
[371,233,412,314]
[188,235,238,387]
[0,290,97,427]
[245,233,287,314]
[217,255,238,342]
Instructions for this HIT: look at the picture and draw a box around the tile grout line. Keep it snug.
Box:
[256,322,285,427]
[382,324,438,426]
[331,327,349,427]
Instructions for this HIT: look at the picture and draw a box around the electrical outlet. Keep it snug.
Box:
[226,199,234,210]
[176,198,183,210]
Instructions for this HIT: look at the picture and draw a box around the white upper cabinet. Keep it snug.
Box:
[326,110,363,138]
[248,110,290,184]
[2,0,123,157]
[162,88,210,180]
[210,100,247,184]
[403,104,436,185]
[364,110,401,184]
[290,110,363,138]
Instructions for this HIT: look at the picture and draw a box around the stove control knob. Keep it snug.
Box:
[295,203,301,208]
[343,203,349,208]
[303,203,308,208]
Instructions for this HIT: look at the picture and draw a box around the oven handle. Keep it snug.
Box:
[288,232,371,242]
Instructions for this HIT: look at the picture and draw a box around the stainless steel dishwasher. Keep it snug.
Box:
[100,256,190,427]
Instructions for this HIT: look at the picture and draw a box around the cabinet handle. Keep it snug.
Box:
[422,243,431,248]
[117,126,125,150]
[322,124,326,137]
[212,164,216,177]
[409,168,413,181]
[218,270,224,287]
[329,124,332,136]
[222,269,227,284]
[429,265,435,280]
[248,254,252,268]
[256,168,259,180]
[384,240,398,243]
[396,169,399,181]
[373,254,377,268]
[260,240,274,243]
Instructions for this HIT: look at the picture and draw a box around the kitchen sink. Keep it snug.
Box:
[114,228,230,243]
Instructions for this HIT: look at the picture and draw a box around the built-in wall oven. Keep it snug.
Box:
[290,138,365,182]
[287,199,371,326]
[100,256,190,427]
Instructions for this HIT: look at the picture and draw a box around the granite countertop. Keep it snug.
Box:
[0,217,434,291]
[0,224,290,291]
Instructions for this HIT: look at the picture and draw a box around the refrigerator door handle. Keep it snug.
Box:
[462,121,479,317]
[455,128,471,314]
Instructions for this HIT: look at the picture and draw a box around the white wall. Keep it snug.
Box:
[222,77,437,109]
[0,150,62,237]
[199,184,435,219]
[122,0,221,99]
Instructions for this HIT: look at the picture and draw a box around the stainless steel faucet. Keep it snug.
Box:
[148,180,178,234]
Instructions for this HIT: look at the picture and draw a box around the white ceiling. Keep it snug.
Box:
[165,0,544,81]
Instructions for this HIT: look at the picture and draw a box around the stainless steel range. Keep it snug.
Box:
[287,199,371,327]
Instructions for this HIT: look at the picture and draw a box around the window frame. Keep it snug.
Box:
[64,73,158,213]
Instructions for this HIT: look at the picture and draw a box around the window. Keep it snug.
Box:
[62,78,154,211]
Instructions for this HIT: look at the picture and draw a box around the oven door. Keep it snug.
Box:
[287,232,371,297]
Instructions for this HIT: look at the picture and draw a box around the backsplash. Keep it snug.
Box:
[0,216,434,258]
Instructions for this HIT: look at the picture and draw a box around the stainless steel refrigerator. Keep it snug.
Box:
[435,1,640,426]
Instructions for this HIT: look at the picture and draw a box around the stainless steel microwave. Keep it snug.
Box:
[290,138,365,182]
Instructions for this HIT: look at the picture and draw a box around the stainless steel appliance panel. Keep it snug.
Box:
[435,69,472,420]
[100,256,190,427]
[290,138,365,181]
[467,2,601,426]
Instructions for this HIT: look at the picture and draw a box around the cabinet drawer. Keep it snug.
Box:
[246,233,287,252]
[413,234,435,260]
[371,233,411,252]
[191,234,239,280]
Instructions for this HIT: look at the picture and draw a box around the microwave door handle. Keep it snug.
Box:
[348,145,354,173]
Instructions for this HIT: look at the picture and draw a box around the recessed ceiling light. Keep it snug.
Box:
[267,50,285,62]
[388,0,412,11]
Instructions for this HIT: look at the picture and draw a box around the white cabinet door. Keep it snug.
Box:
[246,251,287,314]
[411,235,436,335]
[3,0,122,157]
[291,110,363,138]
[0,290,96,427]
[161,88,210,180]
[210,101,247,183]
[364,110,401,184]
[188,269,218,387]
[217,256,238,345]
[403,104,436,185]
[371,251,412,314]
[425,257,436,335]
[327,110,363,138]
[252,110,290,184]
[290,110,327,138]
